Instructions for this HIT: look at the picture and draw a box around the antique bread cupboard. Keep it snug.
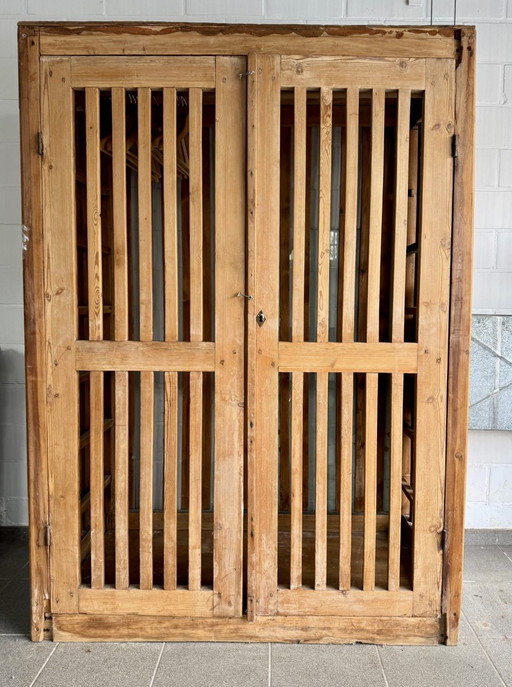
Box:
[18,23,475,644]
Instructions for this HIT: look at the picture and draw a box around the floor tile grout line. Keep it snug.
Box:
[149,642,165,687]
[29,642,59,687]
[499,545,512,564]
[268,642,272,687]
[376,645,390,687]
[461,609,508,687]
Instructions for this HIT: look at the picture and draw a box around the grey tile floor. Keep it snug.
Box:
[0,528,511,686]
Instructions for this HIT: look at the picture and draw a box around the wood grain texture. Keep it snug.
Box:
[78,588,216,616]
[213,56,246,616]
[52,613,441,644]
[413,58,454,618]
[114,370,129,589]
[70,56,215,87]
[138,87,153,342]
[75,341,214,371]
[37,24,459,59]
[246,53,280,618]
[41,57,80,615]
[139,370,154,590]
[111,88,128,342]
[443,28,475,645]
[278,342,418,373]
[85,88,103,341]
[90,370,104,589]
[281,57,426,89]
[277,589,413,617]
[388,89,411,592]
[163,87,178,343]
[163,371,178,590]
[19,26,51,640]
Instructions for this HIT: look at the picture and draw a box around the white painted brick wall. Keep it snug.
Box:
[0,0,511,528]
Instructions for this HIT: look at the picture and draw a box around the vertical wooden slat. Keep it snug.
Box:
[88,402,102,578]
[138,87,152,342]
[188,87,203,591]
[137,87,153,590]
[414,59,454,617]
[163,87,179,591]
[214,56,246,615]
[42,57,80,614]
[389,89,411,591]
[114,371,129,589]
[290,86,306,590]
[363,88,385,592]
[112,87,128,341]
[444,28,475,645]
[86,87,103,341]
[339,87,358,591]
[89,371,104,588]
[247,53,280,618]
[112,87,129,591]
[139,370,154,590]
[315,87,332,591]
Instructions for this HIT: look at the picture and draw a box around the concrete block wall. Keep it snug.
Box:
[0,0,511,528]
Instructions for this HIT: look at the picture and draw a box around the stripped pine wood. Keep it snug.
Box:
[389,89,411,592]
[75,341,214,371]
[138,87,153,342]
[114,371,129,589]
[314,87,332,592]
[362,88,385,593]
[39,25,459,60]
[163,372,178,590]
[19,27,51,640]
[339,86,358,591]
[41,57,80,615]
[139,371,154,590]
[290,86,306,590]
[213,56,245,616]
[247,53,280,618]
[90,371,104,588]
[79,588,216,616]
[279,342,418,373]
[71,57,215,88]
[85,88,103,341]
[281,57,426,89]
[162,86,179,591]
[277,589,413,617]
[444,28,476,645]
[52,613,442,645]
[111,87,128,341]
[188,87,203,591]
[413,59,454,617]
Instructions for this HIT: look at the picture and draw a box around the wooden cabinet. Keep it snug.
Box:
[19,23,475,644]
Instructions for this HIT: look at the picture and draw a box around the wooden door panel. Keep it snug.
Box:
[43,55,246,618]
[249,55,453,618]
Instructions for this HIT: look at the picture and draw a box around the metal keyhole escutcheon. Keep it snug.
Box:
[256,310,266,327]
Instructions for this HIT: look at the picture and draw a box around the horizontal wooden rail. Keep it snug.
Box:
[277,589,413,617]
[70,56,216,88]
[78,588,215,617]
[278,342,418,373]
[75,341,215,372]
[281,57,426,89]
